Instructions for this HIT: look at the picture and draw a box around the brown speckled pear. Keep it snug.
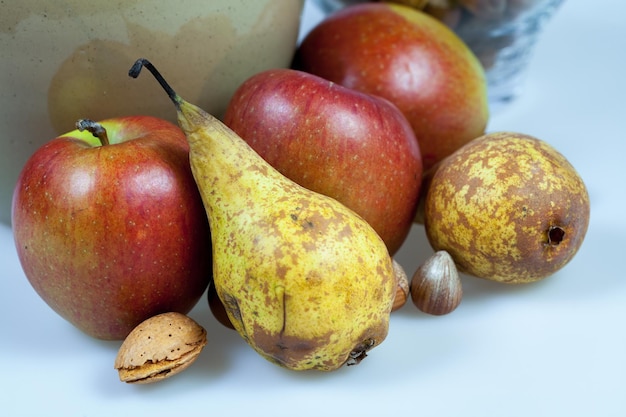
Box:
[129,59,395,371]
[423,132,590,283]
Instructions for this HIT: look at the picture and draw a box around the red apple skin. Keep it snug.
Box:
[11,116,212,340]
[223,68,422,254]
[294,3,489,171]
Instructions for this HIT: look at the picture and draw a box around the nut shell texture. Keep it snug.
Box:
[114,312,207,384]
[424,132,590,283]
[410,250,462,315]
[391,259,410,311]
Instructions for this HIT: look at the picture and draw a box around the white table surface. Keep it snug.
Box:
[1,1,625,416]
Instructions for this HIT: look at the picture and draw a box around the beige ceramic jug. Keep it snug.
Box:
[0,0,304,224]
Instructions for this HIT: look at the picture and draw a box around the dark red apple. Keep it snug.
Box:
[294,2,489,171]
[11,116,212,340]
[223,68,422,254]
[207,281,234,330]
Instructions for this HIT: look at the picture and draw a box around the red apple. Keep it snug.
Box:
[11,116,212,340]
[223,68,422,254]
[294,2,489,171]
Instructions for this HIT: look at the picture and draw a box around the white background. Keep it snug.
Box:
[1,1,625,416]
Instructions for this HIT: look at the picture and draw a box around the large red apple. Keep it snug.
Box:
[11,116,212,340]
[294,2,489,171]
[223,68,422,254]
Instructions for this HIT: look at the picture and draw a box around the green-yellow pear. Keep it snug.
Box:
[129,59,396,371]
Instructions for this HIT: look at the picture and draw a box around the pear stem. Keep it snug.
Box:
[128,58,182,110]
[76,119,109,146]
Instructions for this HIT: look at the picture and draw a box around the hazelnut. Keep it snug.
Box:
[391,259,410,312]
[410,250,462,315]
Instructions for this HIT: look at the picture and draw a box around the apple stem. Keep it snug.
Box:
[76,119,110,146]
[128,58,182,111]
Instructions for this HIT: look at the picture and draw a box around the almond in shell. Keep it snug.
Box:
[114,312,207,384]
